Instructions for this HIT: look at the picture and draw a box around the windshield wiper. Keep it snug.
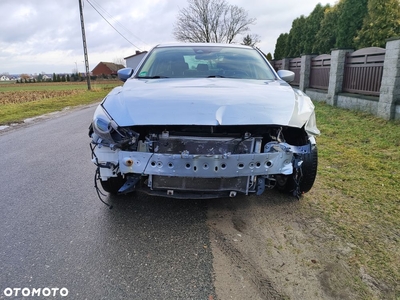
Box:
[138,75,169,79]
[207,75,225,78]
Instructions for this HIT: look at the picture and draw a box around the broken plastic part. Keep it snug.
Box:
[118,176,140,194]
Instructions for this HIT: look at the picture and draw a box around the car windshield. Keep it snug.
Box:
[136,45,276,80]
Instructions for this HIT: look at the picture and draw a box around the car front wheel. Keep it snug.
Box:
[275,144,318,195]
[100,174,126,195]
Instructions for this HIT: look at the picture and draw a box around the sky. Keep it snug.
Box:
[0,0,338,75]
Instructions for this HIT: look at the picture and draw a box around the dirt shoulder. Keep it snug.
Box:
[208,190,379,300]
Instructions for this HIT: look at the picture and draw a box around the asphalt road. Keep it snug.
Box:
[0,106,215,299]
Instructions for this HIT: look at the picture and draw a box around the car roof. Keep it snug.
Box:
[153,42,254,50]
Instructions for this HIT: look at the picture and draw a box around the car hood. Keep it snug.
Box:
[102,78,319,134]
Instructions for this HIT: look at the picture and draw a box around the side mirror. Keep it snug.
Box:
[117,68,134,82]
[277,70,295,83]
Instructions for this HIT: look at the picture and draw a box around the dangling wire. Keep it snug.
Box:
[232,134,253,154]
[94,168,113,209]
[90,143,113,209]
[292,155,304,200]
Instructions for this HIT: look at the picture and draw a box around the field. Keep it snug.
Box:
[1,82,399,297]
[0,81,119,125]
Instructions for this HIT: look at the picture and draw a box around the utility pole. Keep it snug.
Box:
[78,0,91,90]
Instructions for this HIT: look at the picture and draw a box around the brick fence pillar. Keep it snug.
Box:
[327,49,353,106]
[378,38,400,120]
[299,55,314,92]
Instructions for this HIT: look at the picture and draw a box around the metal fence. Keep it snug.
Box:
[309,54,331,90]
[342,47,385,96]
[269,38,400,120]
[271,47,385,95]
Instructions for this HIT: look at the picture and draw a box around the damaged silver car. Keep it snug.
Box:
[89,43,320,200]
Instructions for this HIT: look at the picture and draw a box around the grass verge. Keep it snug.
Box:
[304,101,400,299]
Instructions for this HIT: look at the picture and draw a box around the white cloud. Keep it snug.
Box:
[0,0,337,74]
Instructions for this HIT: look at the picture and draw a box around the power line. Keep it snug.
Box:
[85,0,144,51]
[88,0,150,48]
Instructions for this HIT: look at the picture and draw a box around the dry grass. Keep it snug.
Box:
[0,90,85,105]
[0,82,119,125]
[304,101,400,299]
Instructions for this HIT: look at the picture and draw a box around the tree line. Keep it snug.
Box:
[274,0,400,60]
[14,72,118,84]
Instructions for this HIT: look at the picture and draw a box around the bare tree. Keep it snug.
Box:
[241,34,261,47]
[174,0,256,44]
[113,57,126,67]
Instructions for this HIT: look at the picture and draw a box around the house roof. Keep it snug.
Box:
[99,62,125,72]
[124,51,148,60]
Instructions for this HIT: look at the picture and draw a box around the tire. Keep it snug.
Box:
[275,144,318,195]
[100,174,126,194]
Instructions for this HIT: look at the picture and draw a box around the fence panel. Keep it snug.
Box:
[289,57,301,86]
[271,60,283,71]
[309,54,331,90]
[343,47,385,96]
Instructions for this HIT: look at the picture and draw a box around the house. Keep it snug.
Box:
[0,75,10,81]
[91,62,125,76]
[124,51,148,70]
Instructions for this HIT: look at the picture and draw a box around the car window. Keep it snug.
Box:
[136,46,275,80]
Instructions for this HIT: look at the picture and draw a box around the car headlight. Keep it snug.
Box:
[91,104,140,150]
[92,105,115,143]
[94,117,112,135]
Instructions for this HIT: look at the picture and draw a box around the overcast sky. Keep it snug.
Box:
[0,0,338,75]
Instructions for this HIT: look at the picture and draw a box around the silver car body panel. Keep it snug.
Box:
[101,78,320,136]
